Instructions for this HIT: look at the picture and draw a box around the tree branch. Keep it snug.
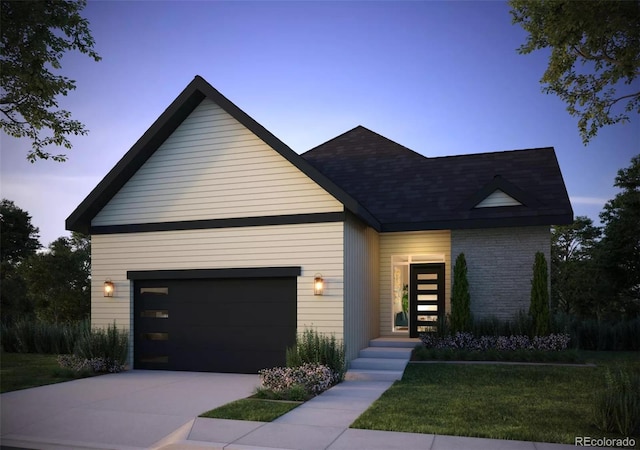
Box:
[605,90,640,114]
[0,107,27,125]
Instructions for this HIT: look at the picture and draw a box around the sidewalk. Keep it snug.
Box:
[157,380,600,450]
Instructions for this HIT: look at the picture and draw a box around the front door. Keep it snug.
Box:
[409,263,445,338]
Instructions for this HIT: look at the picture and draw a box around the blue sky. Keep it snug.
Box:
[1,1,638,247]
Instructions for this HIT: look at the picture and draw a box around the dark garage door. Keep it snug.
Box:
[133,276,297,373]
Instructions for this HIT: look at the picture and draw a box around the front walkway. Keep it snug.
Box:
[161,379,597,450]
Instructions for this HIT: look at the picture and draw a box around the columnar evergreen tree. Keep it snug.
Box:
[450,253,472,333]
[529,251,550,335]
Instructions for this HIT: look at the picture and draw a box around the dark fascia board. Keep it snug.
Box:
[459,175,542,211]
[91,212,345,234]
[381,212,574,232]
[66,75,380,234]
[127,266,302,280]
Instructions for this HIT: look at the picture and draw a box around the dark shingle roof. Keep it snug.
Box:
[302,126,573,231]
[66,76,572,234]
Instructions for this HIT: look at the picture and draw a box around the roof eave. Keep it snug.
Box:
[380,212,574,232]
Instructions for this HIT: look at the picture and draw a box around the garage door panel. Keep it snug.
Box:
[134,276,296,373]
[174,304,295,328]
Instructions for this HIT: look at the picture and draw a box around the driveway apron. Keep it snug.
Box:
[0,370,259,449]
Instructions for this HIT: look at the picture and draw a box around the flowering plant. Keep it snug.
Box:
[57,354,126,373]
[259,363,333,396]
[420,332,570,352]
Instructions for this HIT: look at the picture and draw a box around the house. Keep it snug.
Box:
[66,76,573,373]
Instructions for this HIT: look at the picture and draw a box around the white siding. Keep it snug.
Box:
[92,98,342,226]
[91,222,344,364]
[475,190,522,208]
[343,215,380,363]
[379,231,451,337]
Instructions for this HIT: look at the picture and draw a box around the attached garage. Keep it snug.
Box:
[128,267,299,373]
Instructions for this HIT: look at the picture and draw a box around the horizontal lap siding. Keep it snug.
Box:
[379,231,451,337]
[92,98,342,226]
[92,222,344,362]
[344,216,380,363]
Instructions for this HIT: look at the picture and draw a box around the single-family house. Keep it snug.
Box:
[66,76,573,373]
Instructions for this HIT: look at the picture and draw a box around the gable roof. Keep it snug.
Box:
[66,76,380,233]
[301,126,573,231]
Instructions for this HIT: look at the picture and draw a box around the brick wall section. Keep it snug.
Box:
[451,226,550,321]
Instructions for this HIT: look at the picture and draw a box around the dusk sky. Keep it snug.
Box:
[1,0,638,248]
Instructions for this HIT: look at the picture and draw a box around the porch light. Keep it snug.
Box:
[314,274,324,296]
[104,280,115,297]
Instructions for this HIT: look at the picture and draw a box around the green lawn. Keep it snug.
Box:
[351,353,640,445]
[200,398,301,422]
[0,352,93,393]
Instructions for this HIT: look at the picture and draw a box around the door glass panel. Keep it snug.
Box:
[417,273,438,281]
[141,310,169,318]
[140,356,168,363]
[418,315,438,322]
[140,287,169,295]
[142,332,168,341]
[417,284,438,290]
[417,304,438,312]
[417,294,438,301]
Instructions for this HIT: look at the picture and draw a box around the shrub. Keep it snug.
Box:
[0,319,88,354]
[593,367,640,435]
[72,322,128,373]
[529,252,550,336]
[450,253,472,333]
[286,328,345,384]
[258,363,333,400]
[551,314,640,351]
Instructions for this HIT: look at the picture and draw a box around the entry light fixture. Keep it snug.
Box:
[104,279,115,297]
[314,274,324,296]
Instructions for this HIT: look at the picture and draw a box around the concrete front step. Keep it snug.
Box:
[350,357,408,371]
[359,346,413,359]
[369,337,421,348]
[345,369,405,381]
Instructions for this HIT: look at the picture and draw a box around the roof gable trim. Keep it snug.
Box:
[66,76,380,233]
[459,175,541,211]
[474,189,523,208]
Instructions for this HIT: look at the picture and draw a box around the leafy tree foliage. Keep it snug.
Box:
[597,154,640,317]
[529,251,550,335]
[0,199,41,265]
[510,0,640,144]
[0,199,40,324]
[0,0,101,162]
[21,233,91,323]
[551,216,602,314]
[450,253,472,333]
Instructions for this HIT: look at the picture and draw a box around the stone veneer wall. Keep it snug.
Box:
[451,226,550,321]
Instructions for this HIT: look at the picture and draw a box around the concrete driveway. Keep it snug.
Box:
[0,370,259,449]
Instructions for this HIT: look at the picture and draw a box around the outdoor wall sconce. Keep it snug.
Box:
[314,274,324,296]
[104,280,115,297]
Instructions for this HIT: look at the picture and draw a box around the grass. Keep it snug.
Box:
[1,352,94,393]
[351,352,640,445]
[200,398,301,422]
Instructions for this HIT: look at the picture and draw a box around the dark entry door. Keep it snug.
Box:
[409,263,445,338]
[134,277,296,373]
